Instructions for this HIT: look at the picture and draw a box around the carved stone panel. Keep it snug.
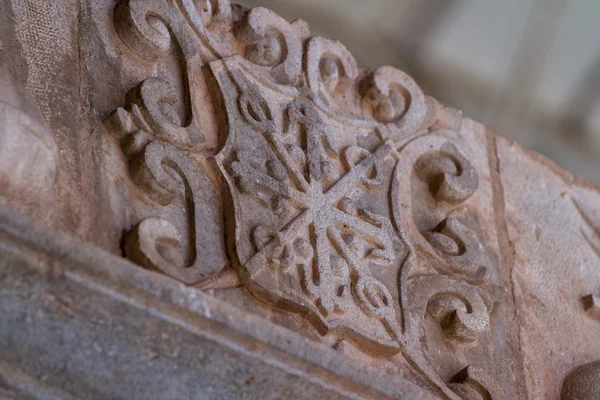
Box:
[1,1,599,399]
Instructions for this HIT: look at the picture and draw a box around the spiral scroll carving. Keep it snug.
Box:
[124,78,205,149]
[306,37,359,106]
[422,217,490,284]
[123,138,227,284]
[235,7,302,85]
[409,275,491,344]
[416,143,479,204]
[361,66,428,133]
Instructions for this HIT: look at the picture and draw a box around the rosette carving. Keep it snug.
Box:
[213,58,404,355]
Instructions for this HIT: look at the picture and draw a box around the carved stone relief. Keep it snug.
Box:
[1,0,599,399]
[95,1,519,397]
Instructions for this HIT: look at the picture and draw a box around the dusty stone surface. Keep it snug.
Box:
[0,1,599,399]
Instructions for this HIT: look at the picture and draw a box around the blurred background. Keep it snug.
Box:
[239,0,600,184]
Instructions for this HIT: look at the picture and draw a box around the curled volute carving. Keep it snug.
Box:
[306,37,359,109]
[409,275,492,344]
[123,78,204,149]
[422,217,490,284]
[114,0,197,62]
[395,135,490,284]
[360,66,428,137]
[235,7,302,85]
[119,133,227,284]
[448,366,502,400]
[113,0,213,151]
[416,143,479,204]
[390,131,505,397]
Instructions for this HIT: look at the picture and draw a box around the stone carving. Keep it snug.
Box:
[409,275,492,345]
[236,7,303,85]
[393,134,504,398]
[2,0,600,397]
[107,98,227,284]
[415,143,479,204]
[214,62,403,354]
[103,0,512,397]
[421,217,490,284]
[121,139,227,284]
[4,0,600,398]
[561,360,600,400]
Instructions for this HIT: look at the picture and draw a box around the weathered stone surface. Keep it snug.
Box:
[0,1,599,399]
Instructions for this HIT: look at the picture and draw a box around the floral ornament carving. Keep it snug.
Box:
[214,59,404,354]
[105,1,508,397]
